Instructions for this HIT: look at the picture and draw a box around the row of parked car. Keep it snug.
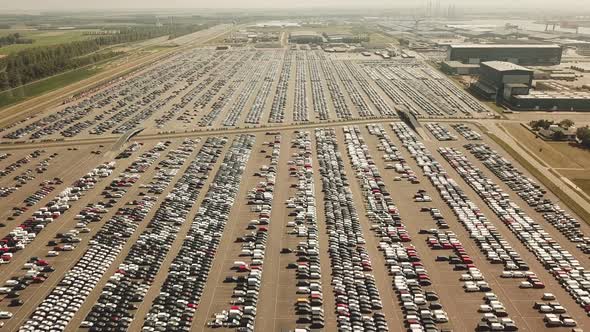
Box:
[307,52,330,121]
[145,134,254,332]
[465,143,590,253]
[344,125,452,332]
[193,52,249,113]
[0,160,117,263]
[391,123,531,272]
[7,52,188,140]
[90,52,214,136]
[0,150,45,178]
[90,58,186,136]
[374,65,448,117]
[363,65,422,118]
[82,137,225,331]
[199,53,259,127]
[367,124,419,184]
[332,60,374,118]
[244,56,280,124]
[1,152,55,198]
[153,50,223,129]
[315,128,388,332]
[319,57,353,120]
[268,51,293,123]
[425,124,457,142]
[343,61,395,117]
[293,52,310,122]
[209,134,275,331]
[451,124,482,141]
[391,122,535,331]
[425,228,520,331]
[284,131,326,329]
[16,141,178,331]
[437,146,590,315]
[223,61,268,127]
[407,65,488,115]
[18,177,63,209]
[174,52,236,127]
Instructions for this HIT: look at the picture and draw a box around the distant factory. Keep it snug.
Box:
[448,44,563,66]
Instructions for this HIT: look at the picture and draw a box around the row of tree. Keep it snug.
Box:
[529,119,575,130]
[529,119,590,148]
[0,33,33,47]
[0,24,209,91]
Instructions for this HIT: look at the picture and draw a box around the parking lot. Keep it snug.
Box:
[0,49,493,145]
[1,40,590,332]
[1,118,589,332]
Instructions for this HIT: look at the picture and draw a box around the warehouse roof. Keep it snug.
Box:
[482,61,533,72]
[450,44,561,49]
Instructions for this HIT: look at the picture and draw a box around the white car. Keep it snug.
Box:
[0,311,12,319]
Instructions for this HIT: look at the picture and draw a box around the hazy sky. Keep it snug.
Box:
[0,0,588,11]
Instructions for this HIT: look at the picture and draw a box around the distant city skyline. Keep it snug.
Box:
[1,0,589,11]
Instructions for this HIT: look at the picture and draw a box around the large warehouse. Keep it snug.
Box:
[448,44,563,66]
[472,61,533,100]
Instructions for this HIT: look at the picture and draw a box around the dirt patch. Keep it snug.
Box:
[573,179,590,197]
[547,141,590,169]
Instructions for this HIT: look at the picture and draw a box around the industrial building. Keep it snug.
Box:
[448,44,563,65]
[289,31,323,44]
[471,61,533,100]
[510,91,590,111]
[471,61,590,111]
[440,61,480,75]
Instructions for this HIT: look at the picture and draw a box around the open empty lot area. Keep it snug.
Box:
[1,41,590,332]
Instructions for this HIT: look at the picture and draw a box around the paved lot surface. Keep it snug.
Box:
[1,41,589,332]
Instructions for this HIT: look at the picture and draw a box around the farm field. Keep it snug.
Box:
[0,67,102,109]
[1,34,590,332]
[0,29,100,55]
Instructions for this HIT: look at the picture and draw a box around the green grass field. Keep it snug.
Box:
[0,66,101,108]
[0,29,99,55]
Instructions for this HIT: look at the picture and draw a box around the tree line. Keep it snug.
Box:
[529,118,590,148]
[0,33,33,47]
[0,24,209,91]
